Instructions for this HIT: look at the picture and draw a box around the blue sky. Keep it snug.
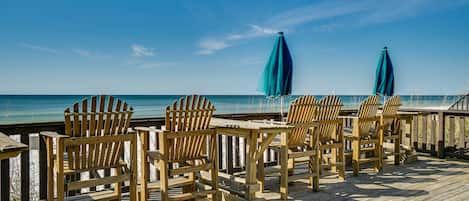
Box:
[1,0,469,95]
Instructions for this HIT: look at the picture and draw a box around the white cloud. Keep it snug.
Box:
[131,44,155,57]
[19,43,60,54]
[195,39,231,55]
[249,24,279,36]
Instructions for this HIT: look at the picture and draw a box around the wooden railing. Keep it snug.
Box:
[449,94,469,111]
[0,112,280,201]
[399,108,469,159]
[0,109,467,200]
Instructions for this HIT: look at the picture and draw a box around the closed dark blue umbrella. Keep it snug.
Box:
[373,46,395,96]
[260,32,293,115]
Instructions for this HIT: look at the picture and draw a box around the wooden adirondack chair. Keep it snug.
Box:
[258,95,319,200]
[380,96,402,166]
[137,95,219,201]
[40,95,137,201]
[345,96,382,176]
[311,96,345,179]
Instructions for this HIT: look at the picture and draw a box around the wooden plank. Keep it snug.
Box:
[412,115,419,150]
[1,159,10,201]
[430,115,437,155]
[449,116,455,148]
[280,131,288,200]
[458,117,465,149]
[89,97,97,170]
[20,134,30,201]
[39,133,47,200]
[227,136,234,174]
[421,114,427,151]
[437,112,445,158]
[56,139,65,201]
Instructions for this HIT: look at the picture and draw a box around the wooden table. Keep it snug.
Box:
[0,133,27,201]
[209,118,294,200]
[0,133,28,160]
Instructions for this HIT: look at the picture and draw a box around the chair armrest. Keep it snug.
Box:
[127,128,136,134]
[40,131,69,138]
[338,116,358,119]
[251,119,287,125]
[135,127,162,133]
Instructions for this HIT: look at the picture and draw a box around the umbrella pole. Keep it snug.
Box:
[280,96,284,118]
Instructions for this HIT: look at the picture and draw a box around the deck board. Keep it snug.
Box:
[116,156,469,200]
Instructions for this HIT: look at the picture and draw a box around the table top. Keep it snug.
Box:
[0,132,28,153]
[210,117,293,131]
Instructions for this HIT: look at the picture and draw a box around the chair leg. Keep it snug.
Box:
[352,139,360,176]
[338,144,345,180]
[45,137,54,201]
[280,146,288,200]
[331,147,337,173]
[183,161,196,195]
[211,133,220,201]
[257,153,265,193]
[374,148,380,172]
[115,167,122,200]
[211,164,220,201]
[159,160,169,201]
[395,134,401,165]
[56,140,65,201]
[312,152,320,192]
[130,136,138,201]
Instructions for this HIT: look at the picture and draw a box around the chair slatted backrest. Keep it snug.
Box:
[165,95,215,162]
[382,96,401,128]
[315,96,343,142]
[64,95,133,170]
[357,96,381,134]
[286,96,318,146]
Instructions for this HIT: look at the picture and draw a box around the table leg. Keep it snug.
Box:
[257,134,265,193]
[280,131,288,200]
[245,131,258,200]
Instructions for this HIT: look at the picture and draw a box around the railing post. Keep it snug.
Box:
[39,134,48,200]
[20,134,30,201]
[1,159,10,201]
[430,115,437,156]
[412,115,419,150]
[421,114,427,152]
[227,136,234,174]
[218,135,223,171]
[437,112,445,158]
[449,116,455,149]
[458,117,466,149]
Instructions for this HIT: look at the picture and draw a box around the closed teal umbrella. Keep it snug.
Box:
[261,32,293,116]
[373,46,395,96]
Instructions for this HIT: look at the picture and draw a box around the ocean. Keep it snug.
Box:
[0,95,460,124]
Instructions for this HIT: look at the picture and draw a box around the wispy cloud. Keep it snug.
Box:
[195,24,280,55]
[131,44,155,57]
[195,0,469,54]
[72,48,111,59]
[195,39,231,55]
[271,0,469,32]
[19,43,60,54]
[124,59,177,69]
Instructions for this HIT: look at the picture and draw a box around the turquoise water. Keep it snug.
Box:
[0,95,460,124]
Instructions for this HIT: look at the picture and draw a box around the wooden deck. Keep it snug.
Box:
[120,156,469,201]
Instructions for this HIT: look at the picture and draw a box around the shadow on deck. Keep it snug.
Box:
[121,156,469,201]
